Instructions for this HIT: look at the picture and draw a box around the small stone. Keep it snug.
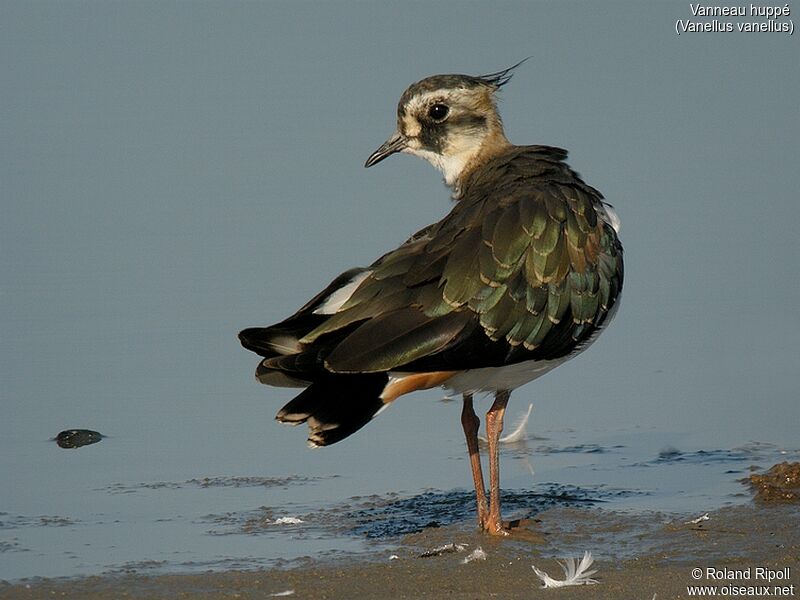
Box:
[54,429,104,449]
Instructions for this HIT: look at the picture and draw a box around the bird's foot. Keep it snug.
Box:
[486,524,511,536]
[482,517,539,537]
[483,517,511,536]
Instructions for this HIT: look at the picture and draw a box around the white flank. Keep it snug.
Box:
[269,591,295,597]
[531,551,599,588]
[313,270,371,315]
[447,358,566,394]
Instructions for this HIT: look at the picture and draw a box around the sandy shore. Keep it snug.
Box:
[2,503,797,599]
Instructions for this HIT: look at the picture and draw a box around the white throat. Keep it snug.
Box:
[404,128,509,194]
[408,147,472,188]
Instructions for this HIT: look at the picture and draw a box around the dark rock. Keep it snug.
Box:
[54,429,104,449]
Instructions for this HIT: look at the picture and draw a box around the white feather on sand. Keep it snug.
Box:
[419,542,468,557]
[685,513,709,525]
[461,547,486,564]
[531,551,598,588]
[273,516,304,525]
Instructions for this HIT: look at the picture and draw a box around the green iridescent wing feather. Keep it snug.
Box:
[259,146,623,376]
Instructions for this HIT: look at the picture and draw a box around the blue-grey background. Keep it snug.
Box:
[1,0,798,580]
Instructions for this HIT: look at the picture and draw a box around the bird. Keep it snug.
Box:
[239,62,623,535]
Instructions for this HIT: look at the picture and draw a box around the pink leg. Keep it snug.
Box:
[461,394,489,529]
[485,390,510,535]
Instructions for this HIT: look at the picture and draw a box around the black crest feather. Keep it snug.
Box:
[478,57,531,88]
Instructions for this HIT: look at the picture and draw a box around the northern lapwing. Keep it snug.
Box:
[239,63,624,535]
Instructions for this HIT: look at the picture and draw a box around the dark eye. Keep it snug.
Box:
[427,103,449,122]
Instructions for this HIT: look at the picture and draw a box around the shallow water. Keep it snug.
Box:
[1,405,796,581]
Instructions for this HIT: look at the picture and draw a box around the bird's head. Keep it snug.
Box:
[365,61,527,193]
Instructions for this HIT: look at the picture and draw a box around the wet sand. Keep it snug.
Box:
[3,503,797,600]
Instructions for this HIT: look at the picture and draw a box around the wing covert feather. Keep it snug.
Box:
[251,146,623,377]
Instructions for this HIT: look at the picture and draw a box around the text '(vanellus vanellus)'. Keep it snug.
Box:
[239,63,624,535]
